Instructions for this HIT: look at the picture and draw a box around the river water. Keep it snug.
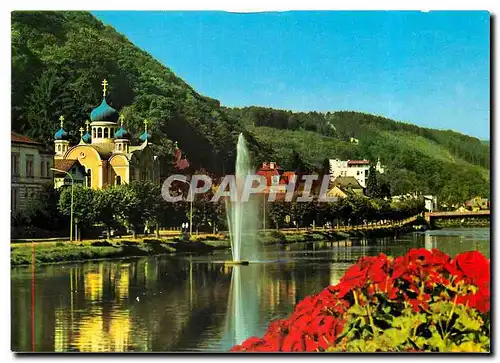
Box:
[11,228,490,352]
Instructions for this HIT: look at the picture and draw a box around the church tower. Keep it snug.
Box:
[113,114,130,154]
[89,79,119,145]
[54,115,69,159]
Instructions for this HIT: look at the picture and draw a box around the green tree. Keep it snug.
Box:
[366,166,380,198]
[58,185,97,237]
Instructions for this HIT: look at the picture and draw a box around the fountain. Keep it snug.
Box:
[225,133,259,264]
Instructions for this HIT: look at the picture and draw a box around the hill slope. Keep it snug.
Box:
[12,11,270,175]
[12,11,490,203]
[226,107,490,203]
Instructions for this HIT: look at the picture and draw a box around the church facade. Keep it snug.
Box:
[53,79,159,189]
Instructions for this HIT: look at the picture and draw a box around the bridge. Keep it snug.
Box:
[424,210,490,223]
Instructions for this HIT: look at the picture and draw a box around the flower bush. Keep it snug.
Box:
[230,249,490,352]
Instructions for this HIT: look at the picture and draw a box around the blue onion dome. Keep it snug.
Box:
[115,126,130,139]
[54,127,68,140]
[139,131,151,142]
[82,131,91,143]
[90,97,119,122]
[54,116,69,140]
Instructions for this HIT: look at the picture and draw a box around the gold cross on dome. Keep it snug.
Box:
[119,114,125,127]
[144,119,149,131]
[102,79,108,97]
[85,120,90,131]
[79,127,85,137]
[59,115,65,128]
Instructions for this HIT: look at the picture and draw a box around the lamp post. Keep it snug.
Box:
[52,168,74,242]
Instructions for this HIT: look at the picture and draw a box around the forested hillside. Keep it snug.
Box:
[11,11,270,176]
[226,107,490,203]
[12,11,490,204]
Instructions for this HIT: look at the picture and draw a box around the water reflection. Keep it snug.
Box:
[11,228,490,352]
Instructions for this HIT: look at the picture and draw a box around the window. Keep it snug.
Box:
[46,160,50,177]
[93,128,96,138]
[87,169,91,187]
[40,160,45,177]
[26,155,34,178]
[57,144,61,152]
[104,128,109,138]
[116,175,121,185]
[97,128,103,138]
[356,171,359,176]
[11,188,18,212]
[118,143,122,151]
[11,154,19,176]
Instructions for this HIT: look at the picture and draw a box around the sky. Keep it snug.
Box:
[93,11,490,139]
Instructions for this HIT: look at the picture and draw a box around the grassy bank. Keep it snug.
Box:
[434,218,490,229]
[11,225,413,267]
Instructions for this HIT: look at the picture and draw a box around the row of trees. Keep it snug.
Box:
[12,180,425,239]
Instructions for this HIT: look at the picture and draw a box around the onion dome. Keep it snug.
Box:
[81,120,91,143]
[138,119,151,142]
[90,79,119,122]
[115,126,130,139]
[114,114,130,139]
[54,116,69,140]
[90,97,119,122]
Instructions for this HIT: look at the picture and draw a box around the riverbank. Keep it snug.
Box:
[11,225,415,267]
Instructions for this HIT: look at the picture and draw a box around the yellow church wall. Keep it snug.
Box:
[65,145,105,189]
[109,154,130,186]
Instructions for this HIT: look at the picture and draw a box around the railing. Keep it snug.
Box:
[280,215,420,234]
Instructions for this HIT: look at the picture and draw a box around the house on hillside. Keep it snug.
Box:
[327,176,365,198]
[328,158,385,188]
[11,132,54,213]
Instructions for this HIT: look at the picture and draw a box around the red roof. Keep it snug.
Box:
[53,159,87,175]
[347,159,370,165]
[11,132,42,145]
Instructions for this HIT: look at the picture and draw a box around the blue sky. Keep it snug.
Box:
[93,11,490,139]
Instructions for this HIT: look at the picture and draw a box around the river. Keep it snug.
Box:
[11,228,490,352]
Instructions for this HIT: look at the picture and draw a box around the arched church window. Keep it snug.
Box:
[110,128,114,138]
[97,128,103,138]
[116,175,121,185]
[118,144,122,151]
[87,169,91,187]
[104,128,109,138]
[93,128,96,138]
[57,145,61,152]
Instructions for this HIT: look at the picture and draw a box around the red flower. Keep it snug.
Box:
[455,251,490,284]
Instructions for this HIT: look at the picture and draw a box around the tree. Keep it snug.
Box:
[94,186,125,239]
[120,181,163,239]
[366,166,380,198]
[58,185,97,238]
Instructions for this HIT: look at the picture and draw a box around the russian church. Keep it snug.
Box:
[53,79,160,189]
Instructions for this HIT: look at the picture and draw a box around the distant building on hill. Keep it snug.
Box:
[327,176,365,198]
[11,132,54,213]
[328,158,385,188]
[53,79,160,189]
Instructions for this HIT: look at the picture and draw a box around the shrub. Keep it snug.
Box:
[231,249,490,353]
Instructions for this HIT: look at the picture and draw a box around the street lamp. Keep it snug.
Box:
[52,168,74,242]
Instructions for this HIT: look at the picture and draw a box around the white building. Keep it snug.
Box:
[328,158,385,188]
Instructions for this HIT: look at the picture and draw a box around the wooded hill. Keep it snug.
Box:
[12,11,490,204]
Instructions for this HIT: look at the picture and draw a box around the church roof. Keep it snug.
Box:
[115,126,130,139]
[90,97,119,122]
[139,131,151,142]
[54,127,69,140]
[82,131,91,143]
